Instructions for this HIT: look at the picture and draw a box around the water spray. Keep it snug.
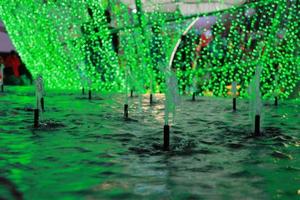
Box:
[36,75,44,109]
[274,74,280,106]
[34,74,44,127]
[251,64,263,136]
[164,77,170,151]
[162,70,179,151]
[78,60,88,96]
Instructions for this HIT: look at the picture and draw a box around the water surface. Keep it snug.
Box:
[0,86,299,200]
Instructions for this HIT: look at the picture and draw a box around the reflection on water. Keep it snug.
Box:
[0,86,299,200]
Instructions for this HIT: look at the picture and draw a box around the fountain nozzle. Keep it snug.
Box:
[34,109,39,128]
[88,90,92,100]
[124,104,129,119]
[163,125,170,151]
[150,94,153,104]
[192,92,196,101]
[130,90,133,98]
[41,97,45,112]
[233,98,237,111]
[254,115,261,136]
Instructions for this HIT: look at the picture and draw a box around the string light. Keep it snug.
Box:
[0,0,298,98]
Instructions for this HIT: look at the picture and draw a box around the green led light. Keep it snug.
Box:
[0,0,298,98]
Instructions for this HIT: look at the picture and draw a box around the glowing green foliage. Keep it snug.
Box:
[0,0,298,98]
[172,1,299,98]
[0,0,120,91]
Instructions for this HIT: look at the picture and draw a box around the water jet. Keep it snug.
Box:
[36,75,44,111]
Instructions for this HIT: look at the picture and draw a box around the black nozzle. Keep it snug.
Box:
[88,90,92,100]
[41,97,45,112]
[192,92,196,101]
[124,104,129,119]
[130,90,133,98]
[34,109,39,128]
[150,94,153,104]
[275,97,278,106]
[254,115,261,136]
[233,97,236,111]
[164,125,170,151]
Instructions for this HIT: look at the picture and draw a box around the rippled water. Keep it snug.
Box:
[0,86,299,200]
